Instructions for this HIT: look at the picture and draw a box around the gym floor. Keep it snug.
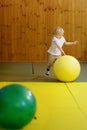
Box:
[0,62,87,130]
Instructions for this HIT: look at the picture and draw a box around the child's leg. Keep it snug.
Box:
[45,54,58,75]
[47,54,57,69]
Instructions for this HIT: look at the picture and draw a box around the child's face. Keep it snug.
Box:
[56,35,63,39]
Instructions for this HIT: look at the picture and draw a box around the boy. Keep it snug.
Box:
[45,26,78,76]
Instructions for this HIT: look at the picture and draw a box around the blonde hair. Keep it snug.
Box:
[53,26,64,36]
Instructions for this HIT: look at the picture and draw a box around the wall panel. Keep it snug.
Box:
[0,0,87,62]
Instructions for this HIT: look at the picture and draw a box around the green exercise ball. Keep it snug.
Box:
[0,84,36,129]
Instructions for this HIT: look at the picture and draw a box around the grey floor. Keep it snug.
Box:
[0,62,87,82]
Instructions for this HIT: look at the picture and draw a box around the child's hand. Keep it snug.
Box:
[62,52,66,55]
[73,41,79,44]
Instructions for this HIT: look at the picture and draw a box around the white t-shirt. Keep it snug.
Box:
[48,36,66,56]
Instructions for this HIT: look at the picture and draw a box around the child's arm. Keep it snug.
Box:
[54,41,66,55]
[65,41,79,45]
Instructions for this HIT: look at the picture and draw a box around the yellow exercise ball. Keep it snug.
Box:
[53,55,81,82]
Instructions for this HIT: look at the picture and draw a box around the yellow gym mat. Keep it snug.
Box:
[0,82,87,130]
